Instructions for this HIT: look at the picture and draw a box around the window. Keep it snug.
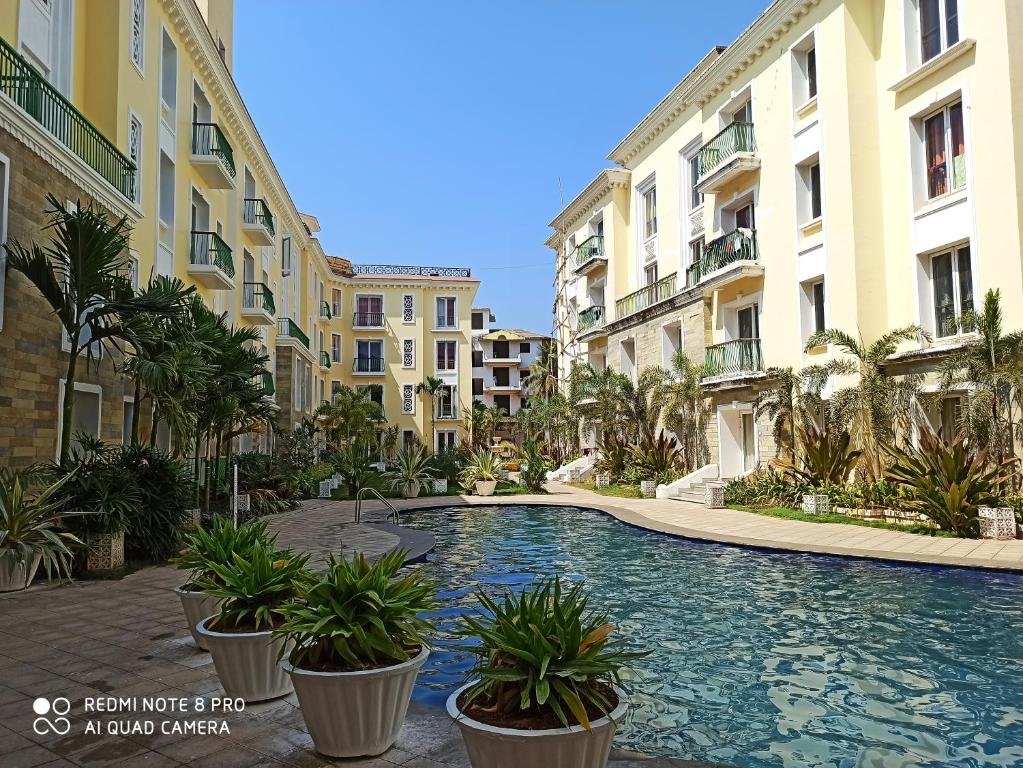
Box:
[519,342,530,354]
[811,280,826,334]
[492,339,509,359]
[0,152,9,330]
[436,340,456,371]
[160,29,177,116]
[331,380,342,400]
[809,163,822,220]
[920,0,959,64]
[931,245,973,337]
[436,386,456,419]
[734,202,755,230]
[402,429,416,448]
[331,288,342,317]
[128,252,140,293]
[122,399,134,446]
[436,297,456,328]
[737,304,759,339]
[472,350,483,367]
[473,378,483,396]
[494,367,510,387]
[689,239,704,268]
[282,236,292,272]
[688,154,702,209]
[58,382,101,455]
[939,396,962,443]
[924,102,965,199]
[331,334,342,363]
[644,264,658,287]
[357,384,383,408]
[355,339,383,372]
[472,312,483,330]
[356,295,383,326]
[494,394,511,413]
[642,186,657,240]
[130,0,145,73]
[731,100,752,124]
[437,430,458,453]
[807,48,817,99]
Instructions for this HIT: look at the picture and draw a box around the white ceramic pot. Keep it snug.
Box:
[174,586,221,651]
[0,552,41,592]
[402,480,421,499]
[283,646,429,757]
[475,480,497,497]
[447,682,627,768]
[196,616,292,702]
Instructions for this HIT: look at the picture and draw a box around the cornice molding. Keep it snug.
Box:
[546,168,631,248]
[609,0,820,167]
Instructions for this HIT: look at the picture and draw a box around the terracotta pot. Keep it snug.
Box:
[196,616,292,702]
[475,480,497,496]
[174,586,221,650]
[447,682,627,768]
[0,551,41,592]
[283,646,428,757]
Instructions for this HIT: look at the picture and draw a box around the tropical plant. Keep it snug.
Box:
[518,438,550,492]
[455,578,644,730]
[458,447,506,487]
[775,422,862,487]
[805,325,927,481]
[334,439,377,497]
[274,550,436,672]
[724,469,807,508]
[594,433,630,482]
[318,385,384,450]
[753,366,825,465]
[381,425,400,461]
[195,539,312,631]
[382,444,434,496]
[658,352,712,472]
[416,376,446,448]
[429,447,465,486]
[51,436,140,537]
[882,426,1015,536]
[174,516,271,589]
[625,431,684,485]
[465,402,506,448]
[0,469,83,581]
[3,196,191,461]
[522,342,559,401]
[568,364,629,442]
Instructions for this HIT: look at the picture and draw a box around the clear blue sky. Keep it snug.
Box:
[234,1,765,334]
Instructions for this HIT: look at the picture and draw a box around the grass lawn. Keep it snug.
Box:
[567,481,643,499]
[728,505,956,537]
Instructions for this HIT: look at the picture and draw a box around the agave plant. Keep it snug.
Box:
[382,444,435,497]
[458,447,506,486]
[776,422,861,486]
[174,516,271,589]
[274,549,436,671]
[625,431,684,485]
[456,578,645,730]
[882,427,1014,537]
[0,469,83,582]
[594,433,630,482]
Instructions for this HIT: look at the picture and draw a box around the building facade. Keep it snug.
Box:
[550,0,1023,480]
[470,307,547,416]
[0,0,477,466]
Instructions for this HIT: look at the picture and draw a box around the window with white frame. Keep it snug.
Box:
[642,186,657,241]
[800,278,827,342]
[661,321,682,367]
[644,263,658,287]
[688,238,704,269]
[437,430,458,453]
[128,113,142,206]
[58,382,102,454]
[436,385,457,419]
[331,333,342,363]
[436,340,456,371]
[688,152,702,210]
[355,295,383,327]
[331,288,342,317]
[796,158,823,224]
[930,244,973,338]
[920,0,959,64]
[792,33,817,107]
[160,28,177,117]
[0,152,9,331]
[355,339,383,372]
[923,101,965,199]
[436,296,456,328]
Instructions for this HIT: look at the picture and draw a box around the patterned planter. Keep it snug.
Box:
[802,494,830,516]
[640,480,657,499]
[567,469,580,482]
[979,507,1016,540]
[596,474,611,489]
[432,479,448,494]
[705,486,725,508]
[236,494,251,513]
[86,531,125,572]
[319,481,334,498]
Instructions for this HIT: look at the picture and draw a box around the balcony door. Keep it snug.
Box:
[741,413,756,473]
[738,304,759,340]
[734,203,755,231]
[731,100,752,125]
[492,339,509,359]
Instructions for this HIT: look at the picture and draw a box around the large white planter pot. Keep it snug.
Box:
[283,646,429,757]
[0,552,41,592]
[196,616,292,702]
[447,682,627,768]
[402,480,421,499]
[175,586,221,651]
[475,480,497,497]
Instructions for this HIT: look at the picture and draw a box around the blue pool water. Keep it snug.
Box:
[401,505,1023,767]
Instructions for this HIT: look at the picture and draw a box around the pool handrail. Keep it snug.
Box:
[355,487,400,524]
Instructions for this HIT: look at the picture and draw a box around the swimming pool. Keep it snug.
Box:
[401,504,1023,767]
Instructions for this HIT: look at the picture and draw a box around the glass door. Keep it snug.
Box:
[742,413,756,473]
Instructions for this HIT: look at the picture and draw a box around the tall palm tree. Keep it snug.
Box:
[317,384,383,450]
[4,196,189,461]
[567,364,629,442]
[752,366,825,465]
[523,342,559,400]
[415,375,446,450]
[658,351,711,471]
[619,366,666,446]
[805,325,925,481]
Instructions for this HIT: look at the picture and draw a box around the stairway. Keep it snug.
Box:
[671,478,727,505]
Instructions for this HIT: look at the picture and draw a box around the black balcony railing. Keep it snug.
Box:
[242,282,275,315]
[353,311,384,328]
[353,357,385,373]
[243,198,275,237]
[191,122,235,177]
[277,317,309,348]
[704,338,764,378]
[686,229,758,288]
[189,231,235,277]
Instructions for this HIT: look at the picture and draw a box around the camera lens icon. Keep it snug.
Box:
[32,697,71,735]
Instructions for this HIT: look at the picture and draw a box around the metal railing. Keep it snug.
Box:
[352,264,471,278]
[320,351,331,369]
[615,273,677,319]
[242,282,275,314]
[0,37,135,201]
[353,356,385,373]
[355,487,400,524]
[243,198,275,237]
[258,372,274,396]
[320,301,332,320]
[189,231,235,278]
[578,305,606,333]
[686,229,758,287]
[191,122,236,177]
[573,235,604,269]
[353,311,384,328]
[704,338,764,378]
[278,317,310,348]
[698,121,757,176]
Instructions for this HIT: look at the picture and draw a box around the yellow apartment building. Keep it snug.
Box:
[0,0,477,465]
[550,0,1023,490]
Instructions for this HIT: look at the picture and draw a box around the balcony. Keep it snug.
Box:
[573,235,607,276]
[320,351,331,370]
[435,402,460,421]
[241,282,275,325]
[703,338,764,382]
[257,372,274,397]
[485,382,521,393]
[483,351,521,365]
[577,305,606,338]
[190,122,235,189]
[352,264,471,277]
[353,357,385,374]
[685,229,762,289]
[188,231,235,290]
[615,273,677,320]
[0,37,135,201]
[277,317,310,349]
[353,311,385,329]
[242,198,275,245]
[319,301,332,321]
[696,122,759,194]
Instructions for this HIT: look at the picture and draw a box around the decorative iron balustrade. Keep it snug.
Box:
[353,311,385,328]
[320,301,332,320]
[191,122,236,177]
[573,235,604,269]
[698,122,757,176]
[685,229,758,287]
[578,305,606,333]
[353,357,385,373]
[351,264,471,278]
[189,231,235,278]
[278,317,309,348]
[0,37,135,200]
[704,338,764,378]
[243,198,275,236]
[615,273,678,319]
[242,282,275,315]
[320,351,331,369]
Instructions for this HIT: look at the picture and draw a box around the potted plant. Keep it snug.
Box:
[194,539,311,702]
[448,578,643,768]
[459,448,505,497]
[382,444,434,499]
[275,550,436,757]
[173,517,270,650]
[0,469,82,592]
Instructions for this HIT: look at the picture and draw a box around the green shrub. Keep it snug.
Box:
[624,431,684,485]
[459,448,506,487]
[174,516,270,588]
[429,448,465,485]
[295,462,335,497]
[518,439,550,492]
[725,469,807,508]
[0,468,83,581]
[333,441,377,497]
[594,434,629,482]
[382,444,434,496]
[776,423,861,486]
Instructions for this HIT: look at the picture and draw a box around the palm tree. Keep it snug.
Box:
[4,196,190,461]
[317,385,383,450]
[658,351,711,472]
[523,342,559,400]
[805,325,925,481]
[619,366,666,446]
[415,375,446,450]
[567,364,629,442]
[752,366,825,465]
